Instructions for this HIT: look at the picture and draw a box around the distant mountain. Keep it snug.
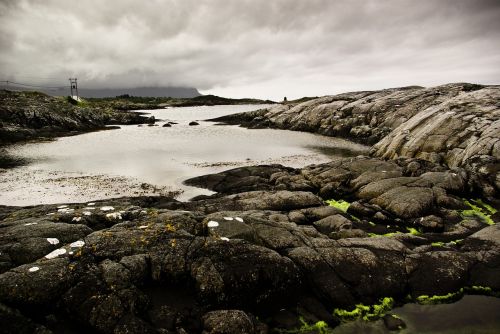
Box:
[0,85,201,98]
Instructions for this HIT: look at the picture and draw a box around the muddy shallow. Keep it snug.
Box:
[1,104,369,206]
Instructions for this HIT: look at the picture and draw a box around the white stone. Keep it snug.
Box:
[47,238,59,245]
[106,212,122,220]
[45,248,66,259]
[207,221,219,228]
[24,222,38,226]
[83,211,92,216]
[100,206,115,211]
[87,202,96,206]
[28,266,40,272]
[220,237,230,241]
[138,225,148,229]
[235,217,244,222]
[72,217,82,222]
[57,205,68,209]
[70,240,85,248]
[223,217,234,221]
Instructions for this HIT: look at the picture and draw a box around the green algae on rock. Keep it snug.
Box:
[333,297,395,322]
[326,199,350,213]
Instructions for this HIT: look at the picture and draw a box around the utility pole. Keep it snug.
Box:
[69,78,78,100]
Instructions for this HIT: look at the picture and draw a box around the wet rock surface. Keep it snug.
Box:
[1,156,499,333]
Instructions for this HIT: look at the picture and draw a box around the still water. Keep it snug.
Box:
[332,295,500,334]
[1,105,369,205]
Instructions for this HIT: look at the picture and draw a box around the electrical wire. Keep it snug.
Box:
[0,80,67,89]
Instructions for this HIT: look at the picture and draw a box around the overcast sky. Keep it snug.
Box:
[1,0,499,100]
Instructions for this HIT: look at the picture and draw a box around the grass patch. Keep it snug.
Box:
[326,199,350,213]
[333,297,394,322]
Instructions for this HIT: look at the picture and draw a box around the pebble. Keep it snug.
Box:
[45,248,66,259]
[28,266,40,272]
[70,240,85,248]
[47,238,59,245]
[207,221,219,228]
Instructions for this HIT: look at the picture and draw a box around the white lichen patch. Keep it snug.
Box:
[24,222,38,226]
[45,248,66,259]
[72,217,82,222]
[223,217,234,221]
[47,238,60,245]
[235,217,244,222]
[70,240,85,248]
[220,237,230,241]
[83,211,92,216]
[28,266,40,272]
[106,212,122,220]
[207,221,219,228]
[101,206,115,211]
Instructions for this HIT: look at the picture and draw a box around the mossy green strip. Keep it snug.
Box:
[276,317,329,334]
[471,199,497,214]
[462,199,496,225]
[406,227,421,236]
[431,241,445,247]
[368,232,398,238]
[416,289,464,305]
[333,297,394,322]
[326,199,350,213]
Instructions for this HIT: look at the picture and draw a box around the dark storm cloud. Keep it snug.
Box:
[1,0,499,99]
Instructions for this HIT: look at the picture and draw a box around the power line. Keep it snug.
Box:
[0,80,68,90]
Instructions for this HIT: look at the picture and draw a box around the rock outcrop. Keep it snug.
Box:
[0,90,149,144]
[1,157,498,333]
[211,83,499,199]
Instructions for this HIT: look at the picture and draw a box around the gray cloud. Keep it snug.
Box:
[1,0,499,99]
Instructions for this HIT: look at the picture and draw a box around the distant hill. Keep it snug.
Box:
[0,85,201,98]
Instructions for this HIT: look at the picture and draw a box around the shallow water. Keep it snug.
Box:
[332,295,500,334]
[1,105,369,205]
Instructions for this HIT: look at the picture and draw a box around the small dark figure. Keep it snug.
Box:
[283,96,287,103]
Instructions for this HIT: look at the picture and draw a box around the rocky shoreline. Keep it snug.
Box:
[0,90,151,145]
[0,84,499,333]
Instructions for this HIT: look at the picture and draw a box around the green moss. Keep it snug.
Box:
[406,227,422,236]
[298,319,329,333]
[431,241,445,247]
[326,199,350,213]
[471,199,497,214]
[469,286,492,294]
[416,289,464,305]
[333,297,394,322]
[462,199,496,225]
[368,232,398,238]
[276,317,330,333]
